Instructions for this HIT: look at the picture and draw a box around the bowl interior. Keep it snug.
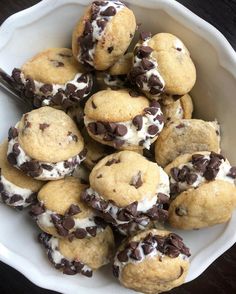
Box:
[0,1,236,293]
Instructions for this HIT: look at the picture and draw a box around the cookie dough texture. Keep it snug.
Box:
[90,150,162,207]
[161,94,193,123]
[108,52,133,75]
[119,229,189,294]
[22,48,82,85]
[148,33,196,95]
[59,226,115,269]
[72,1,136,70]
[18,107,84,162]
[165,153,236,229]
[155,119,220,167]
[85,88,149,122]
[37,177,90,236]
[0,140,43,191]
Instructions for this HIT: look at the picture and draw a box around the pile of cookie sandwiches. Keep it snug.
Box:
[1,0,236,293]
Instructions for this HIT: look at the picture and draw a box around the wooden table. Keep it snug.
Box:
[0,0,236,293]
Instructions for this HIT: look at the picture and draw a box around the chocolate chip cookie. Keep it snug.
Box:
[31,177,106,239]
[39,224,115,277]
[7,107,85,180]
[113,229,190,294]
[155,119,220,167]
[82,151,170,235]
[84,88,164,150]
[72,0,136,71]
[129,32,196,100]
[165,151,236,229]
[10,48,93,108]
[0,140,44,209]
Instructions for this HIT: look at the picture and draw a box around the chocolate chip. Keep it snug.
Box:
[139,139,145,146]
[86,226,97,237]
[55,224,69,237]
[210,151,225,161]
[142,244,154,255]
[96,122,107,135]
[88,122,97,135]
[65,83,77,95]
[97,174,103,179]
[171,167,180,182]
[12,143,20,156]
[62,217,75,230]
[20,160,41,173]
[67,204,81,216]
[140,31,152,41]
[164,245,180,258]
[75,228,87,239]
[192,156,209,173]
[100,6,116,16]
[30,203,45,216]
[58,52,72,58]
[81,268,93,277]
[51,60,64,67]
[107,46,114,53]
[157,193,169,204]
[130,248,142,260]
[144,107,158,116]
[8,127,18,140]
[175,207,187,216]
[117,249,129,262]
[115,124,127,136]
[176,123,185,129]
[41,164,53,171]
[178,165,190,182]
[148,75,163,88]
[147,125,159,135]
[12,68,22,84]
[7,153,17,165]
[186,173,198,185]
[132,115,143,131]
[125,201,138,216]
[91,100,97,109]
[227,167,236,179]
[104,122,117,133]
[113,265,119,278]
[136,46,153,58]
[130,171,143,189]
[96,19,108,30]
[9,194,23,204]
[203,167,219,181]
[39,123,50,131]
[51,214,62,225]
[141,58,154,70]
[40,84,53,94]
[63,267,76,275]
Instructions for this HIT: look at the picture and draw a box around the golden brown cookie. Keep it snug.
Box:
[165,151,236,229]
[72,0,136,71]
[113,229,190,294]
[82,151,170,235]
[7,107,85,180]
[0,140,44,208]
[31,177,106,239]
[84,89,164,150]
[39,225,115,276]
[129,32,196,100]
[10,48,93,109]
[155,119,220,167]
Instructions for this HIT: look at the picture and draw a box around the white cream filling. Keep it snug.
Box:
[114,239,188,279]
[133,38,165,97]
[0,175,33,207]
[37,206,102,234]
[77,1,125,66]
[86,167,170,225]
[170,155,235,193]
[84,108,164,150]
[7,129,84,181]
[20,72,91,105]
[104,74,126,88]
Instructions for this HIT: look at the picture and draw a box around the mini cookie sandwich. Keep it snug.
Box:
[31,177,106,239]
[0,141,44,209]
[7,107,86,181]
[10,48,93,108]
[84,89,164,150]
[165,152,236,229]
[82,127,114,170]
[82,151,170,235]
[39,225,115,276]
[160,94,193,123]
[113,229,190,294]
[129,32,196,100]
[72,0,136,71]
[95,52,133,90]
[155,119,220,167]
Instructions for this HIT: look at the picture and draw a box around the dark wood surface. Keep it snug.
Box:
[0,0,236,293]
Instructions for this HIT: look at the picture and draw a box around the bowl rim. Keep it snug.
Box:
[0,0,236,293]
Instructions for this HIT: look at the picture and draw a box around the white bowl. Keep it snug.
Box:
[0,0,236,293]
